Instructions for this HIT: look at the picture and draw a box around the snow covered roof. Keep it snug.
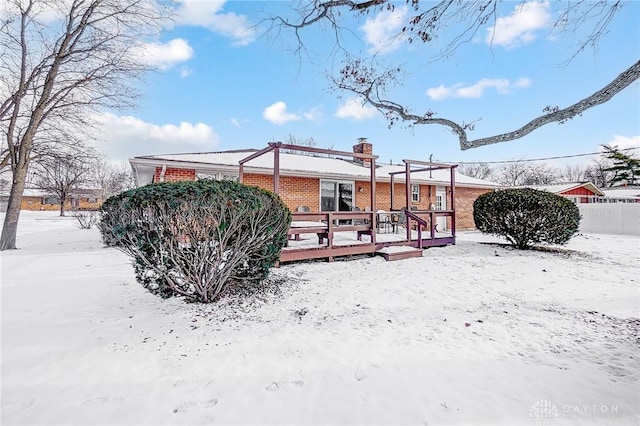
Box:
[602,187,640,199]
[131,150,499,188]
[525,182,605,196]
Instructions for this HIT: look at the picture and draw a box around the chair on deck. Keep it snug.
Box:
[353,206,365,225]
[376,210,391,233]
[390,212,401,233]
[397,208,407,228]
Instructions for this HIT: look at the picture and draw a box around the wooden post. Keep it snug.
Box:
[370,158,376,245]
[390,174,395,211]
[450,166,456,240]
[239,164,244,183]
[405,161,411,241]
[273,146,280,196]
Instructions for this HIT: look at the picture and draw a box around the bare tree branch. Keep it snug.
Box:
[271,0,636,151]
[335,58,639,150]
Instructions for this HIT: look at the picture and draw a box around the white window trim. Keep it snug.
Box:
[411,184,420,202]
[196,171,238,181]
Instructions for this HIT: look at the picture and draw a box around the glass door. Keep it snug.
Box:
[337,183,353,211]
[321,181,354,223]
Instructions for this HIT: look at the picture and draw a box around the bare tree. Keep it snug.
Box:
[559,164,589,183]
[270,1,638,150]
[584,158,614,188]
[93,158,134,201]
[495,161,557,187]
[282,134,319,155]
[0,0,168,249]
[33,151,94,216]
[458,162,494,180]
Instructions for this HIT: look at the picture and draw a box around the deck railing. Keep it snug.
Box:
[281,209,456,262]
[288,211,376,246]
[404,209,456,248]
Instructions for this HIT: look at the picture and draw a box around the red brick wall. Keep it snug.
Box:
[153,167,196,182]
[454,187,493,230]
[21,196,102,211]
[352,142,373,167]
[355,181,435,211]
[244,174,321,210]
[149,165,490,229]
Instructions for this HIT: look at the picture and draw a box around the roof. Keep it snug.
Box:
[602,187,640,198]
[131,150,500,188]
[525,182,605,197]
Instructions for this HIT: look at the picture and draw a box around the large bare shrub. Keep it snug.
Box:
[99,180,291,303]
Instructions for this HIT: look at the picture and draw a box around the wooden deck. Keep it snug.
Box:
[280,211,455,263]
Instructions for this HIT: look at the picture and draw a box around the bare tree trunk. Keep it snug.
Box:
[0,164,28,250]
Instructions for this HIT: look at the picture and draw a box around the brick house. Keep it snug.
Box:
[129,140,498,231]
[0,187,102,212]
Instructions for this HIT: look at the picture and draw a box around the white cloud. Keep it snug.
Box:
[602,135,640,152]
[179,66,194,78]
[361,6,408,54]
[426,77,532,100]
[133,39,194,70]
[303,107,323,122]
[335,98,378,120]
[175,0,256,46]
[94,113,219,161]
[230,117,249,128]
[487,1,551,48]
[263,102,301,125]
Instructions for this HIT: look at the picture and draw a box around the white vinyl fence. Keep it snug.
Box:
[578,203,640,235]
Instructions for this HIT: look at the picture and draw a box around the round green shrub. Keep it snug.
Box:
[99,179,291,302]
[473,188,581,249]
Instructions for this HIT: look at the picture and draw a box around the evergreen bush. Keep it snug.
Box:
[99,179,291,302]
[473,188,580,249]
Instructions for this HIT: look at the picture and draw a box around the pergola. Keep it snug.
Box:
[388,159,458,239]
[237,142,457,262]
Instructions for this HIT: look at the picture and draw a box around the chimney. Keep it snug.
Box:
[353,137,373,167]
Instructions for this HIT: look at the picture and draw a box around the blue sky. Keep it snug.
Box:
[94,1,640,168]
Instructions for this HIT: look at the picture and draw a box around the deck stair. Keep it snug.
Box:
[376,246,423,261]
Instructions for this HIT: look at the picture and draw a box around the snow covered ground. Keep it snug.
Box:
[1,211,639,426]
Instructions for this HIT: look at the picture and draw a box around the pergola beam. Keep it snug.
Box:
[273,142,378,161]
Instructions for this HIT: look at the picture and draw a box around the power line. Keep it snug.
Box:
[449,147,638,165]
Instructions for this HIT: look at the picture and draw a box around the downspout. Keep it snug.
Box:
[159,164,167,183]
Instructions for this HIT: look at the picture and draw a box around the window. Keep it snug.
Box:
[221,174,238,182]
[196,171,238,181]
[411,184,420,202]
[435,195,443,210]
[41,197,60,205]
[320,180,353,212]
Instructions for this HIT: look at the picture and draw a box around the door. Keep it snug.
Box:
[435,186,447,231]
[320,180,354,212]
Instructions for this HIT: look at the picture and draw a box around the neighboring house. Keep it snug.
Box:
[600,187,640,203]
[0,187,102,212]
[524,183,605,204]
[129,139,499,230]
